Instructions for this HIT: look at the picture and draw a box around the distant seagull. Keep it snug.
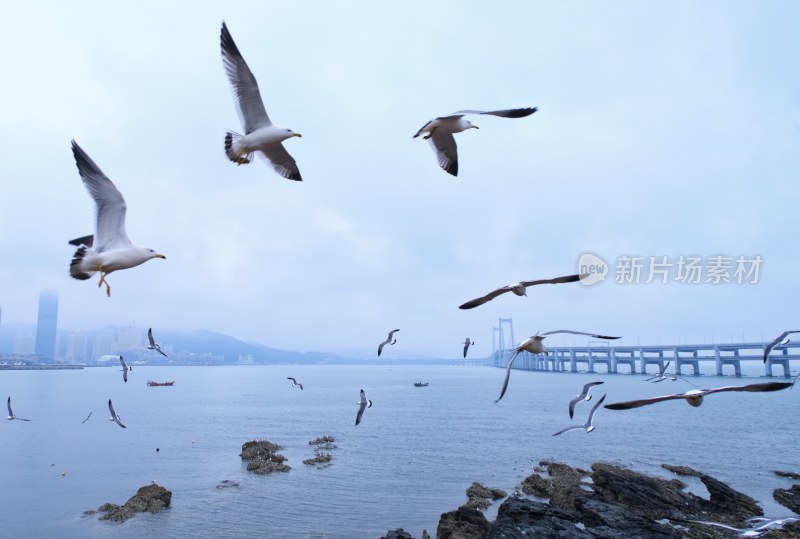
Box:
[147,328,168,357]
[568,381,604,419]
[462,338,475,359]
[644,360,697,386]
[6,397,30,421]
[287,377,303,390]
[496,331,620,402]
[604,382,793,410]
[763,330,800,363]
[413,108,537,176]
[68,141,166,297]
[377,329,400,357]
[553,394,606,436]
[81,411,93,424]
[459,274,584,310]
[355,389,373,426]
[107,399,126,428]
[119,356,129,383]
[221,21,303,180]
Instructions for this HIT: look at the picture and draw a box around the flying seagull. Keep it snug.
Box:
[496,330,620,402]
[763,330,800,363]
[553,394,606,436]
[287,377,303,390]
[81,411,93,424]
[355,389,373,426]
[221,21,303,181]
[462,338,474,359]
[68,141,166,297]
[119,356,129,383]
[108,399,126,428]
[568,381,604,419]
[644,360,698,386]
[683,516,800,537]
[377,329,400,357]
[6,397,30,421]
[147,328,168,357]
[604,382,793,410]
[413,108,537,176]
[459,274,584,310]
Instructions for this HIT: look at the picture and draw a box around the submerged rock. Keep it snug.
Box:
[97,483,172,522]
[380,529,416,539]
[240,439,290,474]
[774,470,800,480]
[216,480,239,489]
[303,454,333,466]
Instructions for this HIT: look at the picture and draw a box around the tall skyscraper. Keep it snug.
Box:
[34,290,59,363]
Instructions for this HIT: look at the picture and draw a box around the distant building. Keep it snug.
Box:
[65,333,89,362]
[238,354,255,365]
[92,333,116,359]
[117,324,143,353]
[13,334,35,355]
[34,291,58,362]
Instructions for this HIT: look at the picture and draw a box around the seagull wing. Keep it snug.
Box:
[388,329,400,339]
[377,340,387,356]
[148,328,156,346]
[71,141,131,252]
[459,286,513,310]
[449,108,538,119]
[220,21,271,133]
[552,425,584,436]
[119,356,128,370]
[540,330,621,339]
[495,348,522,403]
[7,396,12,417]
[763,331,800,363]
[604,393,688,410]
[428,131,458,176]
[519,273,582,288]
[586,394,606,424]
[287,377,297,384]
[355,389,368,425]
[568,396,581,419]
[108,399,126,428]
[258,145,302,181]
[463,341,470,358]
[68,234,94,247]
[156,346,168,357]
[81,411,93,424]
[703,382,794,395]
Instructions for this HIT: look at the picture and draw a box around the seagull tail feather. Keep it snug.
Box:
[69,246,94,280]
[224,132,251,165]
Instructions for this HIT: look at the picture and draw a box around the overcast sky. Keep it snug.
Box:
[1,1,798,358]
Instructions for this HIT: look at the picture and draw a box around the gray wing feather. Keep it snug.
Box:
[704,382,793,395]
[459,286,512,309]
[495,349,521,402]
[552,425,583,436]
[148,328,156,346]
[519,274,582,287]
[604,394,686,410]
[258,146,302,181]
[448,107,538,119]
[68,234,94,247]
[220,21,271,133]
[540,330,621,339]
[71,141,131,252]
[763,331,800,363]
[428,132,458,176]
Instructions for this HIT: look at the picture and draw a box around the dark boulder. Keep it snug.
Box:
[97,483,172,522]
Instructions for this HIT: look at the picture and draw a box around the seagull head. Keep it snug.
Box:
[143,248,166,260]
[284,128,302,138]
[466,121,479,130]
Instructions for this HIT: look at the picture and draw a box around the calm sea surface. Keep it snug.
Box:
[1,364,798,538]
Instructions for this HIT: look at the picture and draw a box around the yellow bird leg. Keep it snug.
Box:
[97,267,111,297]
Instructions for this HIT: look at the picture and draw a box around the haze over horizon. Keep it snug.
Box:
[1,2,798,358]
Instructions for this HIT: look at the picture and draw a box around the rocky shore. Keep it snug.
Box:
[388,461,800,538]
[89,483,172,523]
[304,435,338,468]
[240,439,291,474]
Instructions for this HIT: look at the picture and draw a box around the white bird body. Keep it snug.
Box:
[553,394,606,436]
[147,328,168,357]
[496,331,620,402]
[416,116,476,137]
[221,21,302,180]
[119,356,129,383]
[68,141,165,296]
[568,381,604,419]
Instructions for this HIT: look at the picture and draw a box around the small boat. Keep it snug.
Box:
[147,381,175,387]
[413,382,429,387]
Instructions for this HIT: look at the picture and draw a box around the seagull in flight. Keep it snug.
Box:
[568,381,604,419]
[147,328,168,357]
[413,107,537,176]
[108,399,126,428]
[6,397,30,421]
[644,360,697,386]
[377,329,400,357]
[553,394,606,436]
[355,389,373,426]
[67,141,166,297]
[81,411,93,424]
[119,356,129,383]
[684,516,800,537]
[459,273,584,310]
[763,330,800,363]
[496,330,620,402]
[462,338,474,359]
[604,382,793,410]
[287,377,303,390]
[221,21,303,181]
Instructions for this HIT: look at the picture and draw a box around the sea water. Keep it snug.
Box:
[1,365,798,538]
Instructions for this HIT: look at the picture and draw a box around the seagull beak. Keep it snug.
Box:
[293,133,303,138]
[471,125,480,130]
[156,254,166,259]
